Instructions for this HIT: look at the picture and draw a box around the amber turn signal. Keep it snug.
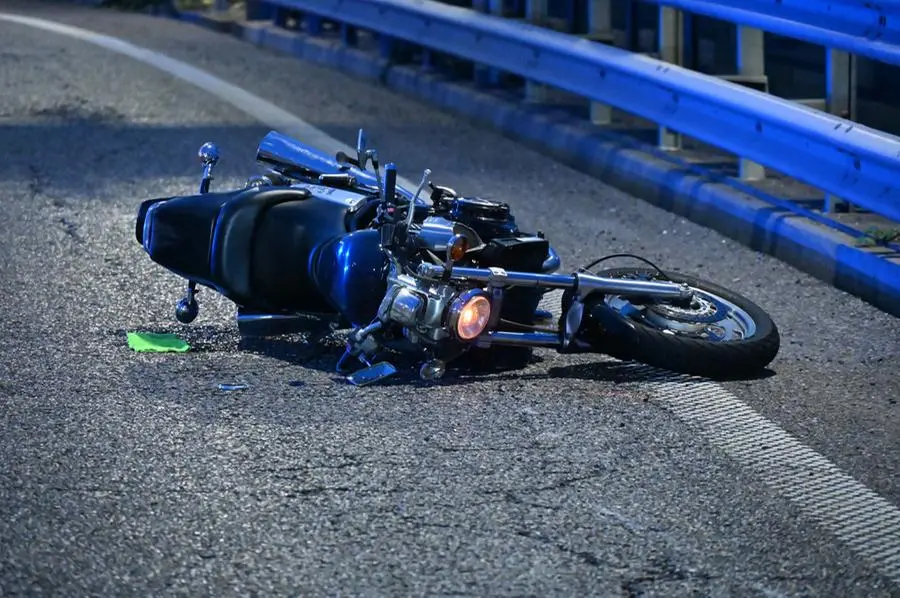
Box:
[447,234,469,263]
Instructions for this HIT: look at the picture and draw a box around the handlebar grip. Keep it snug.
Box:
[319,173,356,188]
[383,163,397,202]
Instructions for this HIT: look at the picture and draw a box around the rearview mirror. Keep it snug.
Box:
[356,129,368,170]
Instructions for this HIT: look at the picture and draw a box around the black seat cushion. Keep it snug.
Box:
[137,190,240,287]
[249,197,353,312]
[209,187,312,305]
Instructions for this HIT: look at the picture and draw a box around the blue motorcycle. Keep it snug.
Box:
[135,129,780,384]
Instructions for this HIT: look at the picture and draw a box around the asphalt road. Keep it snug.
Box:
[1,2,899,596]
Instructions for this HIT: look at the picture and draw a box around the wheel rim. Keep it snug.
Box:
[604,281,758,342]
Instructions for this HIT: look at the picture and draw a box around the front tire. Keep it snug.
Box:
[578,267,780,379]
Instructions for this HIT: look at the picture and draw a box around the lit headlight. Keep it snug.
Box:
[448,289,492,340]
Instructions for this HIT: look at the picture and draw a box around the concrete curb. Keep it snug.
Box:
[181,12,900,318]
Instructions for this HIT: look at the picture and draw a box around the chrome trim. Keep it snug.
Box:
[389,287,426,328]
[474,330,560,348]
[198,142,220,193]
[417,263,693,300]
[416,216,456,254]
[418,263,574,288]
[579,272,693,299]
[236,313,305,323]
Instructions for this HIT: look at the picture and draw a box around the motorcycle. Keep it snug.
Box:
[134,129,780,385]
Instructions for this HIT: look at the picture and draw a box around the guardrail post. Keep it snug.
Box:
[824,49,858,212]
[525,0,549,102]
[658,6,684,150]
[588,0,614,125]
[474,0,503,86]
[379,35,393,60]
[341,23,358,47]
[306,14,323,35]
[736,26,766,180]
[245,1,274,21]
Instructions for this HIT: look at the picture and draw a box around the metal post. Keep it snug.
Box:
[588,0,613,125]
[737,26,766,180]
[245,0,274,21]
[474,0,503,87]
[824,49,858,212]
[658,7,684,150]
[340,23,358,47]
[306,14,323,35]
[525,0,549,103]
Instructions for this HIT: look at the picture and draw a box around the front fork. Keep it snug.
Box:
[416,262,693,354]
[340,264,693,385]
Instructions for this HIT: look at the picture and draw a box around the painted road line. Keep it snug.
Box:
[5,13,899,587]
[646,374,900,584]
[0,12,420,192]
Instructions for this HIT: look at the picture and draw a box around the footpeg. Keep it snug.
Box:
[347,361,398,386]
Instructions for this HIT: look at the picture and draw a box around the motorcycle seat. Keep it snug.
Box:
[137,190,240,287]
[209,187,311,304]
[137,186,311,299]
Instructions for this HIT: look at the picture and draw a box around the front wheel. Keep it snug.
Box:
[578,267,780,379]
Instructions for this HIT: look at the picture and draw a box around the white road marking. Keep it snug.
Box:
[539,287,900,584]
[5,12,900,587]
[0,12,420,191]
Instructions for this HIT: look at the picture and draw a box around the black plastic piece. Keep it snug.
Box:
[383,163,397,204]
[449,196,517,240]
[478,235,549,326]
[479,236,550,272]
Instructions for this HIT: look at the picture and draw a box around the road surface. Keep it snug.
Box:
[1,2,899,595]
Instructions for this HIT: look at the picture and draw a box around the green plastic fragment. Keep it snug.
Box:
[126,332,191,353]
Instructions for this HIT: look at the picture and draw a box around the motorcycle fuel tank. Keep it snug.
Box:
[311,228,388,327]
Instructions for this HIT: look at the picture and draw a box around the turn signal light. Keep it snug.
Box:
[447,234,469,263]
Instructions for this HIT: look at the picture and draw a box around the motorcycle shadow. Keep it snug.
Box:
[237,334,549,386]
[237,334,775,386]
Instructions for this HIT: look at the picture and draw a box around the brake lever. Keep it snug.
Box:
[335,151,360,169]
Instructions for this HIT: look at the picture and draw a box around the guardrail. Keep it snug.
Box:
[643,0,900,67]
[237,0,900,225]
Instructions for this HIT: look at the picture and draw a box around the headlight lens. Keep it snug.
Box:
[449,290,492,340]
